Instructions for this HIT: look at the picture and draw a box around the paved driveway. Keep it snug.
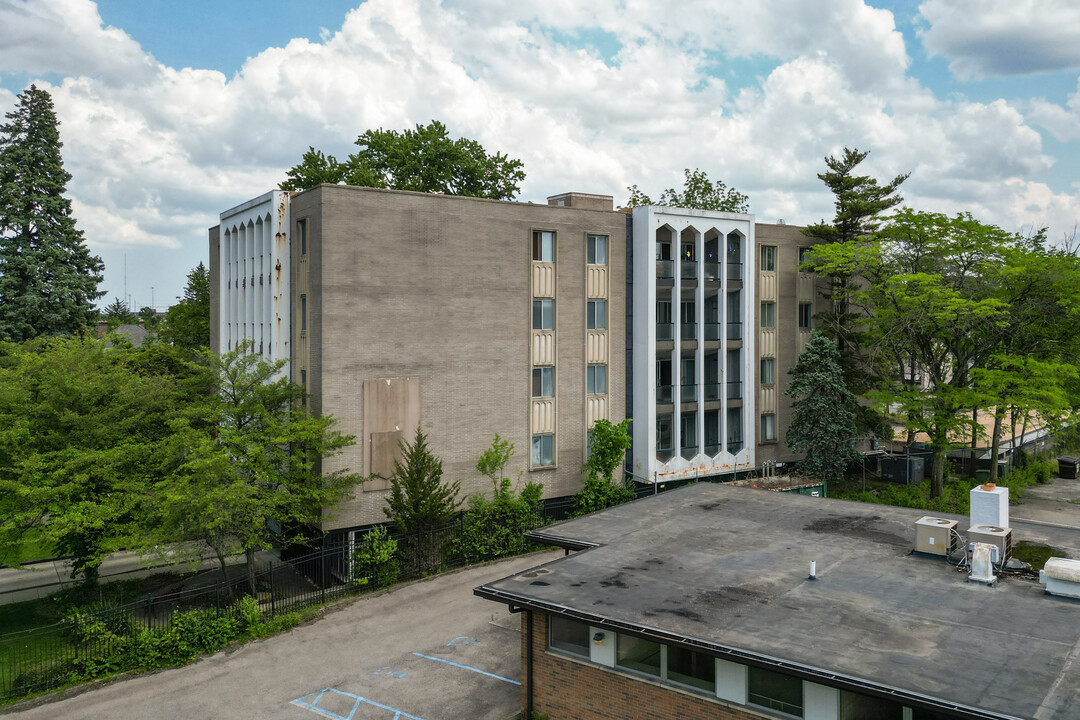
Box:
[3,551,558,720]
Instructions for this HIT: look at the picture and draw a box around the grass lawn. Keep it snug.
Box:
[2,528,55,567]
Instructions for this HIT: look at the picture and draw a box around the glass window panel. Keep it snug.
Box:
[761,302,775,329]
[656,414,673,451]
[301,294,307,331]
[616,634,661,676]
[840,690,904,720]
[532,367,554,398]
[799,303,812,329]
[533,300,554,330]
[657,300,672,324]
[666,646,715,692]
[761,357,775,385]
[533,231,555,262]
[588,300,607,330]
[761,414,776,441]
[588,234,608,265]
[549,616,590,658]
[748,667,803,717]
[760,245,775,271]
[587,365,607,394]
[532,434,554,466]
[798,246,812,268]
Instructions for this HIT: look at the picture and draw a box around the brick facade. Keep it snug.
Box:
[523,613,771,720]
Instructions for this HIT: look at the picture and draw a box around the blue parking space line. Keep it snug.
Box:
[292,687,428,720]
[411,652,521,686]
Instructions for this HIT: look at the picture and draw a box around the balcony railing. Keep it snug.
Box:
[704,383,721,402]
[704,323,721,341]
[657,448,675,462]
[727,261,743,280]
[680,383,696,403]
[680,322,697,341]
[680,446,698,461]
[727,381,742,399]
[704,443,721,457]
[656,322,674,341]
[728,441,743,454]
[656,384,673,404]
[656,259,674,278]
[681,259,698,279]
[727,322,742,340]
[704,261,720,281]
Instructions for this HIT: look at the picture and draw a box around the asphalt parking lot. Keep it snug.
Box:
[3,550,560,720]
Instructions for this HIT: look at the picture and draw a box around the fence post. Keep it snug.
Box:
[269,563,276,617]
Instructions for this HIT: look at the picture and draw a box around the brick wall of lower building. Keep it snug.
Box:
[522,612,771,720]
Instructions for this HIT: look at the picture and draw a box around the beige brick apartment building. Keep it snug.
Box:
[209,185,826,539]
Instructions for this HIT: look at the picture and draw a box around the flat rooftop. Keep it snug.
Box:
[476,483,1080,720]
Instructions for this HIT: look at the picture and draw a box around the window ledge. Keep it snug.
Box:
[529,465,557,472]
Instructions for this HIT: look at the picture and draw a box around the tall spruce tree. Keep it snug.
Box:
[0,85,103,341]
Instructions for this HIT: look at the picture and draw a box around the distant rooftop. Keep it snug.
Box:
[476,483,1080,720]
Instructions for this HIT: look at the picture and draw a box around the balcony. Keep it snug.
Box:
[727,261,743,281]
[680,445,698,461]
[704,383,721,402]
[704,261,720,281]
[656,322,674,341]
[680,383,697,403]
[704,323,721,341]
[656,259,674,278]
[727,381,742,400]
[656,384,674,404]
[727,322,742,341]
[680,322,697,341]
[681,259,698,279]
[705,443,721,457]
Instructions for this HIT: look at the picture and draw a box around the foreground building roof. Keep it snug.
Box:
[476,483,1080,719]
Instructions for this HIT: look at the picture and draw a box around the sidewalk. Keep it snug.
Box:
[0,544,272,605]
[1010,475,1080,530]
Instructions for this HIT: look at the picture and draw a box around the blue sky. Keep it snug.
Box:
[3,0,1080,309]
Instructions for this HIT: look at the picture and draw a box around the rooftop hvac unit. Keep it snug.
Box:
[1041,557,1080,599]
[967,525,1012,565]
[915,516,959,557]
[970,484,1009,529]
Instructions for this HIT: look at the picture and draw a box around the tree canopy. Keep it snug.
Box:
[281,120,526,200]
[626,169,749,213]
[784,332,860,483]
[0,85,103,341]
[164,262,210,351]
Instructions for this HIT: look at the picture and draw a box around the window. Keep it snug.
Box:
[300,369,307,407]
[680,301,695,324]
[532,367,554,398]
[840,690,905,720]
[657,414,673,451]
[616,634,661,676]
[587,300,607,330]
[761,413,776,441]
[587,234,608,265]
[748,666,803,717]
[799,302,812,329]
[798,246,812,269]
[666,646,715,692]
[681,242,695,261]
[300,294,307,331]
[298,219,308,256]
[548,616,590,658]
[655,240,671,260]
[532,434,554,466]
[680,413,697,447]
[533,230,555,262]
[657,300,672,324]
[760,301,775,329]
[587,364,607,394]
[532,299,554,330]
[760,357,775,385]
[760,245,776,272]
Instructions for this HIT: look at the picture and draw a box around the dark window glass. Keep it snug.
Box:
[760,357,775,385]
[548,616,590,657]
[761,301,775,329]
[616,635,661,676]
[532,434,554,466]
[532,299,554,330]
[799,302,812,329]
[298,219,307,256]
[748,667,803,717]
[799,246,812,268]
[666,646,715,692]
[840,690,904,720]
[587,365,607,395]
[760,245,775,271]
[300,294,307,331]
[532,367,554,398]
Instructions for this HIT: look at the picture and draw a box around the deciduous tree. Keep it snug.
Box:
[281,121,525,200]
[0,85,103,341]
[626,169,749,213]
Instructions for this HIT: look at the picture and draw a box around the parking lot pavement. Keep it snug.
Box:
[4,550,561,720]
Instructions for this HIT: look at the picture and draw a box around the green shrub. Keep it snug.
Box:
[571,475,635,517]
[454,479,544,563]
[352,526,400,589]
[9,659,78,698]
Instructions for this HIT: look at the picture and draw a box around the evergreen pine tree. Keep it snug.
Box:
[0,85,103,341]
[165,261,210,350]
[784,332,860,483]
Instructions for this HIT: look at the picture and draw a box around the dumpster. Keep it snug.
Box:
[1059,456,1079,480]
